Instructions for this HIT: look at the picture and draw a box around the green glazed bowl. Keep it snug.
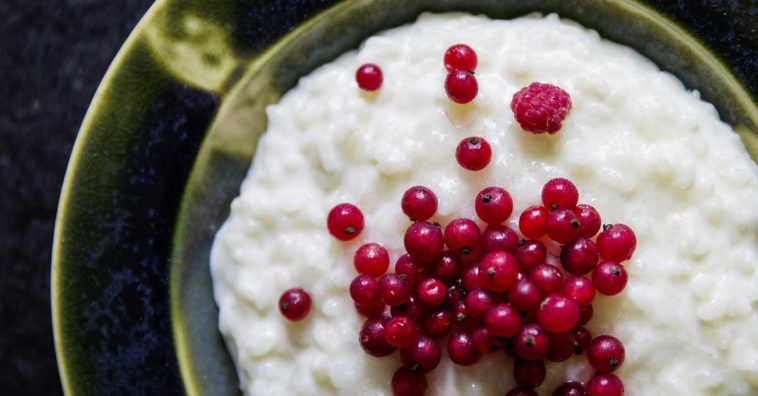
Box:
[53,0,757,395]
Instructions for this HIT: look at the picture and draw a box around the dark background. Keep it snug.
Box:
[0,0,754,395]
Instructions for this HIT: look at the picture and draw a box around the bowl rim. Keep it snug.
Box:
[52,0,758,394]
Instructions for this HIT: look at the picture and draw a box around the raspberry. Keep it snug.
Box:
[511,82,572,134]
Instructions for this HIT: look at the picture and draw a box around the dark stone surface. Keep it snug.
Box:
[0,0,754,395]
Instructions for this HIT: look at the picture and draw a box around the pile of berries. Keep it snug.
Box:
[318,178,634,396]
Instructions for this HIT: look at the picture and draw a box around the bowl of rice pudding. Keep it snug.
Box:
[52,1,757,395]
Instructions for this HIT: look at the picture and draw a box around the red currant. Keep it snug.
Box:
[444,44,477,72]
[597,224,637,261]
[391,366,428,396]
[560,237,598,275]
[519,205,549,239]
[463,288,494,322]
[354,243,390,277]
[432,251,462,284]
[391,295,426,322]
[508,279,543,312]
[552,381,586,396]
[401,334,441,373]
[327,203,364,241]
[444,218,481,255]
[384,316,419,348]
[588,335,625,373]
[592,261,628,296]
[423,308,452,337]
[355,63,383,91]
[475,186,513,224]
[416,278,447,307]
[461,263,482,291]
[537,294,580,333]
[516,239,547,271]
[350,275,379,305]
[404,221,444,263]
[542,178,579,210]
[401,186,438,221]
[578,305,594,326]
[479,250,519,292]
[530,263,564,295]
[545,208,581,244]
[544,331,574,362]
[359,316,395,357]
[572,326,592,354]
[455,136,491,171]
[561,276,595,307]
[513,358,546,388]
[395,254,427,288]
[447,331,481,366]
[278,288,311,321]
[445,70,478,104]
[513,323,549,360]
[585,373,624,396]
[485,303,521,337]
[377,273,411,306]
[480,225,519,254]
[574,204,602,238]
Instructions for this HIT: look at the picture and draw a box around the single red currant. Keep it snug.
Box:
[561,237,599,275]
[480,225,519,254]
[592,261,628,296]
[401,334,441,373]
[447,331,481,366]
[545,208,581,244]
[544,331,574,362]
[552,382,586,396]
[572,326,592,354]
[391,295,426,322]
[327,203,364,241]
[384,316,419,348]
[445,70,478,104]
[451,300,477,332]
[461,263,482,291]
[519,205,549,239]
[587,335,625,373]
[511,82,572,134]
[479,250,519,292]
[404,221,444,263]
[395,254,427,288]
[585,373,624,396]
[354,243,390,277]
[355,301,385,317]
[513,358,547,388]
[578,304,594,326]
[463,288,494,322]
[444,43,477,72]
[377,273,411,306]
[350,275,379,306]
[485,303,521,338]
[278,288,311,322]
[392,366,428,396]
[445,284,465,306]
[561,276,595,307]
[455,136,491,171]
[472,327,498,354]
[538,294,580,333]
[401,186,438,221]
[516,239,547,271]
[355,63,383,91]
[424,308,452,337]
[508,279,543,312]
[597,224,637,261]
[359,316,395,357]
[444,218,481,255]
[432,251,462,284]
[475,186,513,224]
[416,278,447,307]
[530,263,564,295]
[542,178,579,210]
[574,204,602,238]
[513,323,549,360]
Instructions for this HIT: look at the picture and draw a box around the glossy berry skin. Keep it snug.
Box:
[461,264,482,291]
[356,63,383,91]
[424,308,452,337]
[445,70,478,104]
[417,278,447,307]
[278,288,311,321]
[574,204,602,238]
[444,218,482,255]
[513,323,549,360]
[355,301,385,317]
[463,288,494,322]
[538,294,580,333]
[511,82,572,134]
[572,326,592,354]
[542,178,579,210]
[561,237,599,275]
[451,300,476,331]
[479,251,519,292]
[578,305,594,326]
[392,366,428,396]
[561,276,596,307]
[588,335,625,373]
[513,359,547,388]
[327,203,364,241]
[552,382,586,396]
[444,43,477,72]
[401,186,438,221]
[359,316,395,357]
[350,275,379,305]
[507,389,538,396]
[508,279,543,312]
[354,243,390,277]
[544,331,574,362]
[455,136,491,171]
[546,208,581,244]
[516,240,547,271]
[447,331,481,366]
[401,334,441,373]
[480,225,519,254]
[404,221,445,263]
[592,261,628,296]
[597,224,637,261]
[585,373,624,396]
[475,186,513,224]
[519,205,549,239]
[384,316,419,348]
[445,284,465,306]
[471,327,495,354]
[530,264,564,295]
[485,303,521,338]
[432,251,462,284]
[391,295,426,322]
[395,254,427,288]
[378,273,412,306]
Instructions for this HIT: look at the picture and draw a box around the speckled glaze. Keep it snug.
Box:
[52,0,757,395]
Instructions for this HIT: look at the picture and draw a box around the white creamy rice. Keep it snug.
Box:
[210,13,758,396]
